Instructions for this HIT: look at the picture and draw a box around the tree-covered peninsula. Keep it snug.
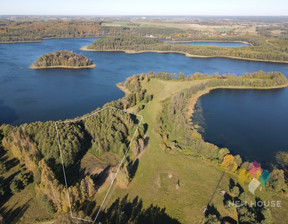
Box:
[84,36,288,63]
[86,36,163,51]
[31,50,96,69]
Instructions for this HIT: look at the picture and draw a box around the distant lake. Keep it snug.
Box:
[194,88,288,164]
[167,41,250,47]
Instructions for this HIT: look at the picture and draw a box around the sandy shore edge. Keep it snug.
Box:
[29,64,96,69]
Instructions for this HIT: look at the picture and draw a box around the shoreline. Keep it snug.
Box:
[116,82,131,95]
[80,46,288,64]
[0,40,43,44]
[185,84,288,124]
[29,64,96,69]
[0,38,251,45]
[0,36,104,44]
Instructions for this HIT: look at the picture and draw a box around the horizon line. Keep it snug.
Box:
[1,14,288,17]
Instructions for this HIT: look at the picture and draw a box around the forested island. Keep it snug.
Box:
[31,50,95,69]
[1,71,288,223]
[84,36,288,63]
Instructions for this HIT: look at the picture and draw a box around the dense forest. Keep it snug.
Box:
[87,36,288,62]
[31,50,95,68]
[0,95,146,221]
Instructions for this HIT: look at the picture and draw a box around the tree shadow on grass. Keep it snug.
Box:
[96,194,181,224]
[0,148,21,208]
[91,166,110,191]
[127,158,139,179]
[0,202,29,224]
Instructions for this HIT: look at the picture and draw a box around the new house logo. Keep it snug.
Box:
[247,161,272,194]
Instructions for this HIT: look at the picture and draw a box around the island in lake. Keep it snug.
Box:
[30,50,96,69]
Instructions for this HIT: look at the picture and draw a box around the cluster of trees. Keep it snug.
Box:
[122,74,150,108]
[2,121,85,169]
[32,50,94,68]
[87,36,163,51]
[276,151,288,179]
[205,180,274,224]
[2,107,144,170]
[206,71,288,88]
[9,171,31,194]
[83,108,140,156]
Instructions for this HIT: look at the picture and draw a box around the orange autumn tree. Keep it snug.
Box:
[221,154,238,172]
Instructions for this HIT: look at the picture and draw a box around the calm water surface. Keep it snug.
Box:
[1,38,287,125]
[194,88,288,164]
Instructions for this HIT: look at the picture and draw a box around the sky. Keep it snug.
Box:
[0,0,287,16]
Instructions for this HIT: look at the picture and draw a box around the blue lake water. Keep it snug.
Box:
[1,38,287,125]
[167,41,250,47]
[194,88,288,164]
[0,38,288,163]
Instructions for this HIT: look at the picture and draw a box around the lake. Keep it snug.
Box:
[194,88,288,164]
[167,41,250,47]
[1,38,287,125]
[0,38,288,163]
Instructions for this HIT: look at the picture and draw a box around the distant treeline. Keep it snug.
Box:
[88,36,288,62]
[32,50,94,68]
[0,19,184,42]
